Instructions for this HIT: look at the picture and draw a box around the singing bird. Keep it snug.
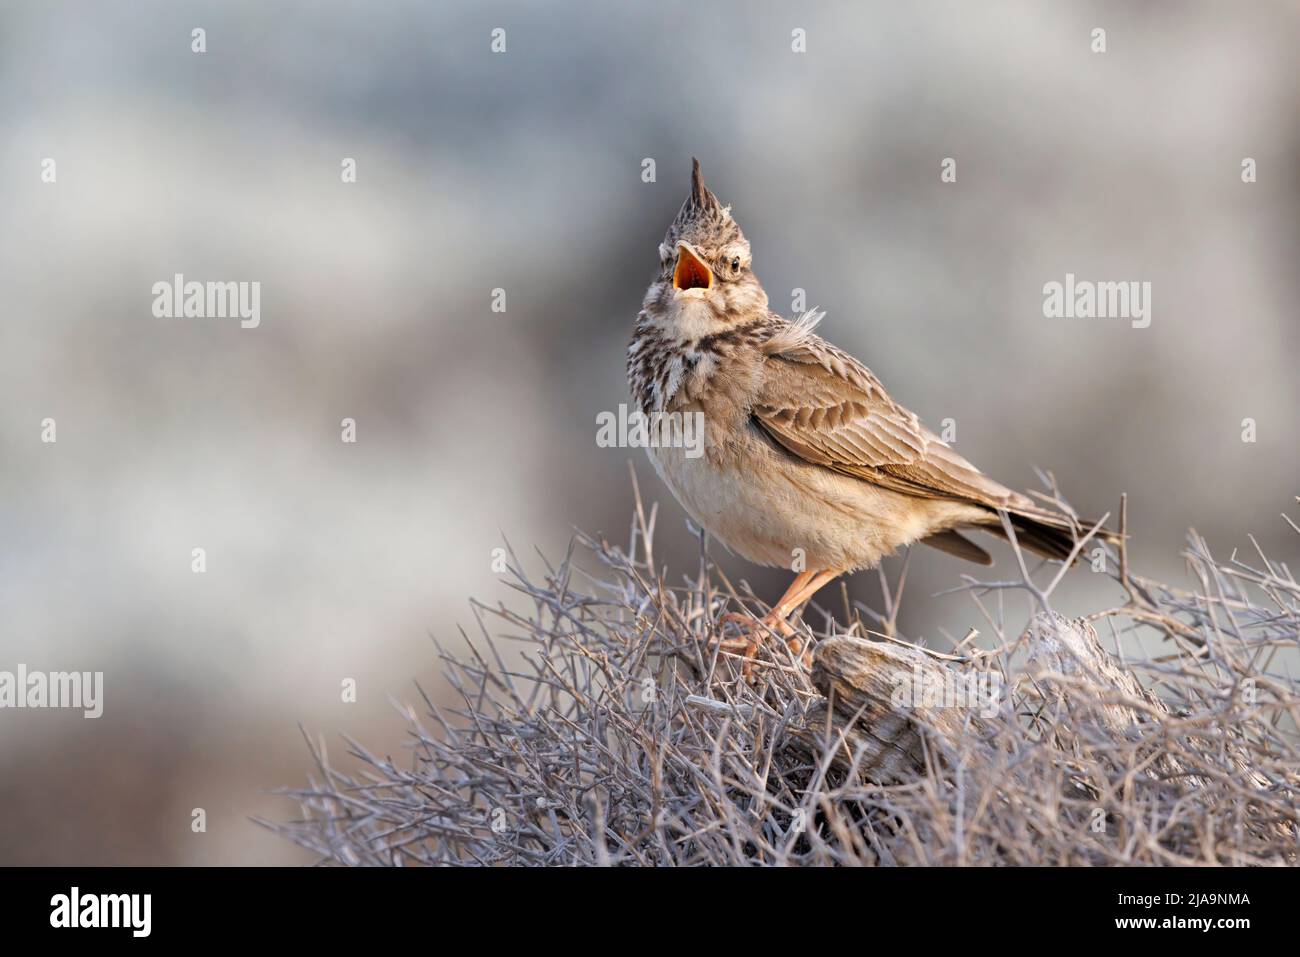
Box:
[627,159,1113,668]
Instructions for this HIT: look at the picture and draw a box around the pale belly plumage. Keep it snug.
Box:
[646,421,974,573]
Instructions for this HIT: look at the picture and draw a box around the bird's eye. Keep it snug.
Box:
[730,257,741,271]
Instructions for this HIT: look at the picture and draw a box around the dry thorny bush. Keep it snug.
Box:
[268,478,1300,865]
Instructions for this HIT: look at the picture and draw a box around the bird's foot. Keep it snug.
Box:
[713,610,813,676]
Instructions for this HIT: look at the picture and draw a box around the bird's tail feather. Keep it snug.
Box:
[982,510,1118,563]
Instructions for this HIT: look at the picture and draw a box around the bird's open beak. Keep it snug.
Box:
[673,242,712,292]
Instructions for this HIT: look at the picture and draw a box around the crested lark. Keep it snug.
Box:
[627,159,1114,670]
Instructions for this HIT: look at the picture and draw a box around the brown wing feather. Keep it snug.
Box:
[754,325,1083,530]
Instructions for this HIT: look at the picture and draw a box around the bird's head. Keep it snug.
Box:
[643,159,768,337]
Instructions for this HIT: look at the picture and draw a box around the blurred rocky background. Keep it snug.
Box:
[0,0,1296,863]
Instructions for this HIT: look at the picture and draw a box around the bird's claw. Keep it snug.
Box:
[711,611,813,676]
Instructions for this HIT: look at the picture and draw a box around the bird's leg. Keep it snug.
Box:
[768,569,840,666]
[715,571,813,672]
[716,569,839,672]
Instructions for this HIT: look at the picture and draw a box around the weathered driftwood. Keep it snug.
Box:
[794,633,991,781]
[1022,613,1270,797]
[794,607,1289,849]
[793,611,1185,788]
[1019,611,1193,786]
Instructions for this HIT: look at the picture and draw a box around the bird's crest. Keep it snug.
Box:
[672,158,739,237]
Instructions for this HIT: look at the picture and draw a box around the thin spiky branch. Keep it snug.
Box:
[263,485,1300,866]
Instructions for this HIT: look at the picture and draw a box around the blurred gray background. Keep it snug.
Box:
[1,0,1296,864]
